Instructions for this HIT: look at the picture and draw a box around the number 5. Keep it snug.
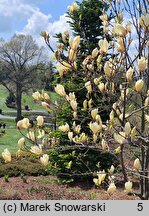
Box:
[137,203,143,211]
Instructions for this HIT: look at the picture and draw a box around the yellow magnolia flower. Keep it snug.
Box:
[89,122,102,134]
[93,170,106,186]
[92,48,99,58]
[18,137,25,148]
[82,99,88,111]
[145,114,149,122]
[74,124,81,134]
[59,123,70,132]
[134,158,141,170]
[22,118,30,129]
[68,92,76,101]
[101,139,107,152]
[139,14,149,29]
[17,120,23,129]
[41,102,50,112]
[108,165,115,175]
[99,14,108,22]
[37,130,45,139]
[131,127,136,141]
[109,110,114,123]
[69,35,80,50]
[116,37,125,52]
[56,61,71,77]
[27,131,35,142]
[85,81,92,93]
[70,100,77,111]
[69,49,77,62]
[88,99,93,109]
[43,92,50,100]
[144,97,149,106]
[73,111,77,119]
[104,61,112,78]
[37,116,44,126]
[115,146,121,154]
[98,82,105,92]
[68,131,73,142]
[124,181,132,193]
[40,154,49,166]
[2,148,11,163]
[126,67,134,82]
[107,182,116,194]
[98,38,108,53]
[138,57,147,72]
[91,108,98,119]
[55,84,66,97]
[135,79,144,92]
[113,24,127,37]
[124,122,131,136]
[68,2,78,13]
[30,145,42,155]
[114,132,126,144]
[32,91,41,100]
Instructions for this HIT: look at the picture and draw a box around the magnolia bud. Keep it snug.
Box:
[98,38,109,53]
[124,122,131,136]
[124,181,132,193]
[134,158,141,170]
[92,48,99,58]
[37,116,44,126]
[126,67,134,82]
[30,145,42,155]
[85,81,92,93]
[55,84,66,97]
[98,82,105,92]
[138,57,147,72]
[114,132,126,144]
[18,137,25,148]
[59,123,70,132]
[40,154,49,166]
[107,182,116,194]
[70,100,77,111]
[32,91,41,100]
[101,139,107,152]
[145,114,149,122]
[2,148,11,163]
[68,131,73,142]
[113,24,127,37]
[22,118,30,129]
[91,109,98,119]
[135,79,144,92]
[71,36,80,50]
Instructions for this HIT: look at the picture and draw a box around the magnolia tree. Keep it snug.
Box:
[2,0,149,199]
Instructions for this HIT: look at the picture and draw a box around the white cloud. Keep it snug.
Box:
[22,11,52,35]
[21,13,71,56]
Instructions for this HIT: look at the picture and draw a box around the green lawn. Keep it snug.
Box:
[0,85,58,111]
[0,128,22,154]
[0,85,59,154]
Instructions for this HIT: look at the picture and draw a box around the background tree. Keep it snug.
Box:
[0,34,44,121]
[45,0,114,128]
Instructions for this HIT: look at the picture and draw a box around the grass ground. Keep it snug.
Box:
[0,128,22,154]
[0,85,58,154]
[0,85,58,112]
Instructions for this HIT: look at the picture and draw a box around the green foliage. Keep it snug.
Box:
[3,175,9,182]
[46,148,119,182]
[67,0,108,54]
[0,160,47,177]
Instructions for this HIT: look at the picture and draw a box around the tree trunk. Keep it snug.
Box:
[16,84,22,122]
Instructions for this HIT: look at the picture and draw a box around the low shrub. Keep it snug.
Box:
[46,147,119,182]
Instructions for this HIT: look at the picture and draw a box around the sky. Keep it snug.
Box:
[0,0,81,53]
